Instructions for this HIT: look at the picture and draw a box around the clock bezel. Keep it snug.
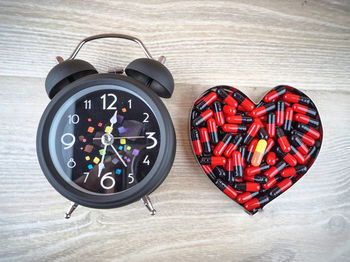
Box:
[37,73,176,208]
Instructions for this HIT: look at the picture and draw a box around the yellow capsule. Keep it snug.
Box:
[251,139,267,167]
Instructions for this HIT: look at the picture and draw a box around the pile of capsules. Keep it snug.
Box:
[190,85,322,214]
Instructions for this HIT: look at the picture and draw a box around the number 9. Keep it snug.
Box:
[61,133,76,149]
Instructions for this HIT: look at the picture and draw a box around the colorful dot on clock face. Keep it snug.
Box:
[99,149,105,155]
[88,126,94,133]
[118,146,123,150]
[79,135,84,141]
[105,126,112,133]
[120,139,126,145]
[88,118,92,122]
[112,158,119,164]
[126,146,131,151]
[132,149,140,156]
[84,145,93,153]
[85,156,90,161]
[122,108,127,112]
[115,169,121,175]
[98,122,102,127]
[93,157,100,164]
[118,126,126,133]
[88,164,93,170]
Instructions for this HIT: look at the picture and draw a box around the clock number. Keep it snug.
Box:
[68,114,79,124]
[128,173,134,184]
[100,172,116,190]
[84,100,91,109]
[143,155,150,165]
[83,172,90,183]
[146,132,157,149]
[143,112,149,123]
[128,99,132,109]
[101,93,117,110]
[67,158,76,168]
[61,133,75,149]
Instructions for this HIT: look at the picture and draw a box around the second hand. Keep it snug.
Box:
[93,136,145,140]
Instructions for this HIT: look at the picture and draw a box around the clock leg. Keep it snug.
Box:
[65,202,79,219]
[141,195,156,215]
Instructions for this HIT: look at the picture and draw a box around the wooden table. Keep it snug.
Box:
[1,1,349,261]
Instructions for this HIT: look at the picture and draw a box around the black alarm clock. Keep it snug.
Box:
[37,34,176,218]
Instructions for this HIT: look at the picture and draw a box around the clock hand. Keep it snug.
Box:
[110,144,127,167]
[93,136,145,140]
[108,110,118,134]
[97,144,108,177]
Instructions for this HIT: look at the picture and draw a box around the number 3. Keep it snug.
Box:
[146,132,157,149]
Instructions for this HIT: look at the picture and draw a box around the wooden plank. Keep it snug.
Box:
[0,76,349,261]
[0,0,349,90]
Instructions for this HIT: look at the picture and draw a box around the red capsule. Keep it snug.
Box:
[303,146,317,164]
[245,163,270,176]
[276,101,285,126]
[263,176,278,189]
[232,151,243,178]
[296,123,320,139]
[233,182,260,192]
[243,120,261,145]
[289,146,306,164]
[276,127,291,152]
[237,191,261,204]
[222,124,247,133]
[225,158,234,183]
[199,127,211,154]
[191,129,202,155]
[225,115,253,124]
[201,165,216,182]
[283,92,311,105]
[213,134,233,156]
[195,92,218,111]
[290,130,315,146]
[268,179,293,198]
[243,174,269,184]
[267,113,276,138]
[264,137,275,156]
[223,105,237,115]
[233,92,255,111]
[224,135,243,158]
[244,195,270,211]
[207,118,219,144]
[275,147,297,167]
[263,86,287,102]
[246,138,258,164]
[292,103,317,117]
[294,113,320,127]
[212,101,225,126]
[290,135,308,155]
[283,107,293,132]
[281,165,307,177]
[264,161,287,179]
[193,109,213,127]
[217,88,238,107]
[266,151,277,166]
[250,102,276,118]
[215,179,238,199]
[199,156,226,166]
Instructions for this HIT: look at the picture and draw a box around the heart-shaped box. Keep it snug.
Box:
[189,85,323,214]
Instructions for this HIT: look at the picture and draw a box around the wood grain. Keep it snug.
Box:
[0,0,350,261]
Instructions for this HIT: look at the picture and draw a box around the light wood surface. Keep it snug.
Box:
[0,0,350,261]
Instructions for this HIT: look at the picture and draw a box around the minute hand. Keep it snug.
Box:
[110,144,127,167]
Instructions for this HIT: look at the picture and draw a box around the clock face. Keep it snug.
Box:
[48,86,161,195]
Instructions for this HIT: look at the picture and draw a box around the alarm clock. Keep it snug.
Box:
[36,34,176,218]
